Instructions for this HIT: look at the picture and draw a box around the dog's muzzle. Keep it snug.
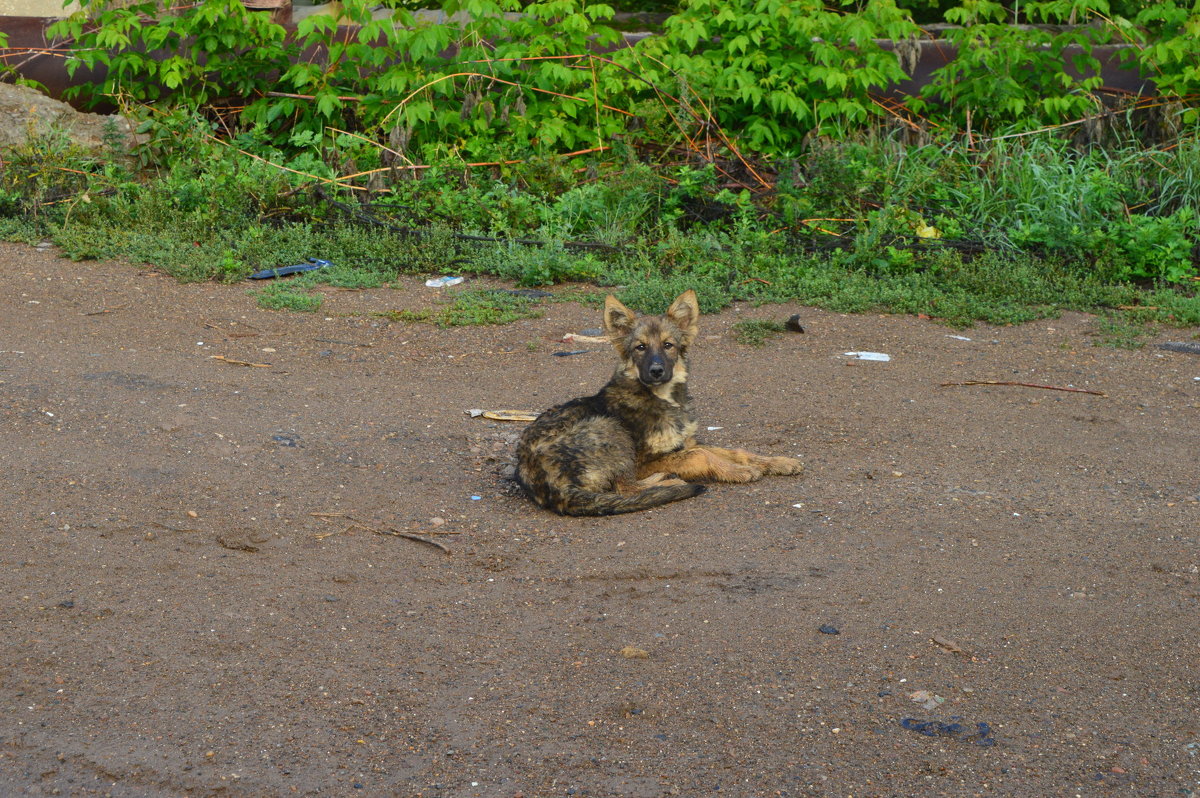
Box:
[640,358,671,386]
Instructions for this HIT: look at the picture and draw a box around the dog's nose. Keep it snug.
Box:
[648,362,665,379]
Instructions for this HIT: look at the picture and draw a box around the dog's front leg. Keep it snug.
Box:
[639,447,764,483]
[699,445,804,476]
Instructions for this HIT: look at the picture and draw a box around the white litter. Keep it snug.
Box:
[844,351,891,362]
[946,335,972,341]
[425,276,464,288]
[561,333,609,344]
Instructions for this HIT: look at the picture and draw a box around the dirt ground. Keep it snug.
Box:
[1,239,1198,797]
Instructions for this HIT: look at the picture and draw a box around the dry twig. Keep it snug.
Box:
[211,355,272,368]
[940,380,1105,396]
[382,528,451,554]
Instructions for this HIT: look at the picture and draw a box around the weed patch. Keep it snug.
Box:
[383,289,544,327]
[2,118,1198,330]
[732,320,787,347]
[1091,315,1152,350]
[254,281,323,312]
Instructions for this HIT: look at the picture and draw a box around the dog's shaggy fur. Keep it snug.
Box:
[516,290,803,516]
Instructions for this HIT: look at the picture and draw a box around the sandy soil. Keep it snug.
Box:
[1,240,1198,797]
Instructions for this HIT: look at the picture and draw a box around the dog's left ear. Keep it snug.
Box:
[604,294,636,337]
[667,290,700,345]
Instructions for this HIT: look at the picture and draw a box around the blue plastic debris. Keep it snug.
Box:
[249,258,331,280]
[900,717,996,746]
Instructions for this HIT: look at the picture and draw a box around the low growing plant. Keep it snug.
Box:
[254,280,324,311]
[732,319,787,347]
[383,288,545,326]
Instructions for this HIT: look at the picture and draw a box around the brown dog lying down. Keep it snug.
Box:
[516,290,803,515]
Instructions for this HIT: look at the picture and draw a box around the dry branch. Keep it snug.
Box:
[940,380,1105,396]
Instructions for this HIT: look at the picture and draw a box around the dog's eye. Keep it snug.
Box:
[635,343,647,351]
[663,342,674,350]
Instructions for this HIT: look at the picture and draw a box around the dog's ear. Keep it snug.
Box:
[603,295,636,337]
[666,289,700,344]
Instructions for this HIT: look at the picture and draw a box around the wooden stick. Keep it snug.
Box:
[382,528,450,554]
[211,355,271,368]
[940,380,1105,396]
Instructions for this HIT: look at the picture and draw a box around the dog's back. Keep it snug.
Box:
[516,393,704,516]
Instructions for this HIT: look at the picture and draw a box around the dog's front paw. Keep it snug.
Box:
[722,464,765,483]
[762,456,804,476]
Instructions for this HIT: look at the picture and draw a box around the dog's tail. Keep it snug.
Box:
[557,483,706,516]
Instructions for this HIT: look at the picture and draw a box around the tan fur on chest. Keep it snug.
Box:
[641,416,698,458]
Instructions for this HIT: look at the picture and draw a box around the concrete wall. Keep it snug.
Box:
[0,0,78,17]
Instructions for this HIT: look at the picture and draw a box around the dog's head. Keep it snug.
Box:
[603,290,700,388]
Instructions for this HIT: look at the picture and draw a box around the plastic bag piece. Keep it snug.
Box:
[844,351,891,362]
[900,717,996,746]
[249,258,331,280]
[1158,342,1200,356]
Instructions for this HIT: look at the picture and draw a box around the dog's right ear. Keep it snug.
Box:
[603,295,636,337]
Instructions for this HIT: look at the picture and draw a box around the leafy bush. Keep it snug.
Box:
[1131,1,1200,124]
[47,0,1200,162]
[632,0,918,152]
[52,0,287,107]
[52,0,631,160]
[1091,208,1199,283]
[914,1,1113,129]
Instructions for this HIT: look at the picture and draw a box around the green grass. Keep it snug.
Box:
[253,281,323,312]
[2,122,1198,327]
[1091,314,1152,349]
[382,289,545,327]
[732,319,787,347]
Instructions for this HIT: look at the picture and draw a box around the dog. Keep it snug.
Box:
[516,290,803,516]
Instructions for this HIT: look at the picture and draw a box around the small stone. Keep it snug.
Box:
[818,624,840,635]
[430,517,445,527]
[186,510,198,518]
[785,314,805,333]
[619,646,649,659]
